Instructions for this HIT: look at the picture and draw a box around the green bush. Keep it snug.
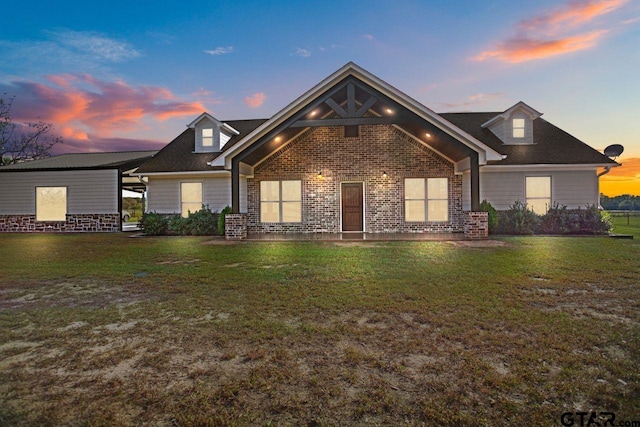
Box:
[496,201,540,235]
[540,204,610,235]
[479,200,498,234]
[140,213,169,236]
[168,205,219,236]
[495,202,611,235]
[218,205,232,236]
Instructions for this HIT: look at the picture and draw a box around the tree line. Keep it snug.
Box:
[600,194,640,211]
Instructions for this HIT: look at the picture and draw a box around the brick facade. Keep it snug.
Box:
[0,214,120,232]
[225,214,247,240]
[247,124,464,234]
[463,211,489,239]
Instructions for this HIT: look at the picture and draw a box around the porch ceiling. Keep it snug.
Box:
[237,75,475,166]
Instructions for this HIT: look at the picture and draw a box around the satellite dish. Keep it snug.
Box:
[604,144,624,159]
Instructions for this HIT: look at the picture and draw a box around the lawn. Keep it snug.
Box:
[611,214,640,239]
[0,233,638,426]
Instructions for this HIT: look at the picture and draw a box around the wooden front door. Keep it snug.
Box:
[341,183,363,232]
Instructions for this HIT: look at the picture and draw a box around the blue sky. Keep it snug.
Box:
[1,0,638,194]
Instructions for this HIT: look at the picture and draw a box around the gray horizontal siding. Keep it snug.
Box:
[477,170,598,211]
[0,169,118,214]
[146,176,246,214]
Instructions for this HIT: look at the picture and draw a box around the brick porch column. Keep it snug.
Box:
[225,214,247,240]
[464,211,488,240]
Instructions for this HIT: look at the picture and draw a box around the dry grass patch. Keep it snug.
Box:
[0,234,638,425]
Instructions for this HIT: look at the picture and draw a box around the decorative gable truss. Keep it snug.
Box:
[481,102,542,145]
[214,63,504,215]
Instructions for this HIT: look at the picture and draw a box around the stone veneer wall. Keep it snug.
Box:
[0,214,120,232]
[247,124,464,234]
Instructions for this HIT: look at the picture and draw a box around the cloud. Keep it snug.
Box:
[474,0,627,63]
[519,0,627,32]
[363,34,375,40]
[438,92,504,109]
[474,31,607,63]
[291,47,311,58]
[604,157,640,179]
[293,47,311,57]
[0,74,205,152]
[0,29,140,77]
[243,92,266,108]
[46,29,141,62]
[204,46,234,56]
[600,157,640,195]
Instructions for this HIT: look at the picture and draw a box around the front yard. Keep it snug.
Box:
[0,225,638,425]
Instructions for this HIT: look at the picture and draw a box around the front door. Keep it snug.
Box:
[341,183,363,232]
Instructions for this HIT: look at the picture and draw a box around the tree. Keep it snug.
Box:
[0,95,63,165]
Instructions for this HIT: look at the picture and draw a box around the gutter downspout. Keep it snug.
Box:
[597,166,613,208]
[597,166,612,178]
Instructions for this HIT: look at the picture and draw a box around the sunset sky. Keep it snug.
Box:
[1,0,638,195]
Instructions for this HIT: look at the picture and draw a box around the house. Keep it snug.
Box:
[0,151,156,232]
[136,63,618,239]
[0,63,618,237]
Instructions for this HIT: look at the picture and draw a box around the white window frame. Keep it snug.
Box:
[260,180,302,223]
[512,118,525,138]
[525,176,551,215]
[202,128,214,147]
[180,182,203,218]
[404,178,449,222]
[36,186,67,221]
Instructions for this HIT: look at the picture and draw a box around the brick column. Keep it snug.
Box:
[464,211,488,239]
[225,214,247,240]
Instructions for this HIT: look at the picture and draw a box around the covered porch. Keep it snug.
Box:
[221,65,499,240]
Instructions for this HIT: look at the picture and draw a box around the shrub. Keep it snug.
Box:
[496,200,540,235]
[540,204,573,234]
[168,214,189,235]
[218,205,232,236]
[168,205,219,236]
[140,212,169,236]
[541,204,610,235]
[479,200,498,234]
[495,202,612,235]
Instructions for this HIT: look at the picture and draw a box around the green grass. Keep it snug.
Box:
[0,234,638,426]
[611,214,640,238]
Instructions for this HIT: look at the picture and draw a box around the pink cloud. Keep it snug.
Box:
[3,74,204,134]
[474,30,607,63]
[243,92,266,108]
[474,0,627,63]
[1,74,206,153]
[519,0,628,33]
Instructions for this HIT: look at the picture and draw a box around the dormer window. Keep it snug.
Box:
[481,102,541,145]
[202,128,214,147]
[188,112,240,153]
[512,119,525,138]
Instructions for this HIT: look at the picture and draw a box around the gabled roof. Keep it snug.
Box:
[481,101,542,128]
[135,64,615,174]
[0,151,157,172]
[136,119,266,173]
[442,112,617,166]
[187,112,240,135]
[215,62,504,168]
